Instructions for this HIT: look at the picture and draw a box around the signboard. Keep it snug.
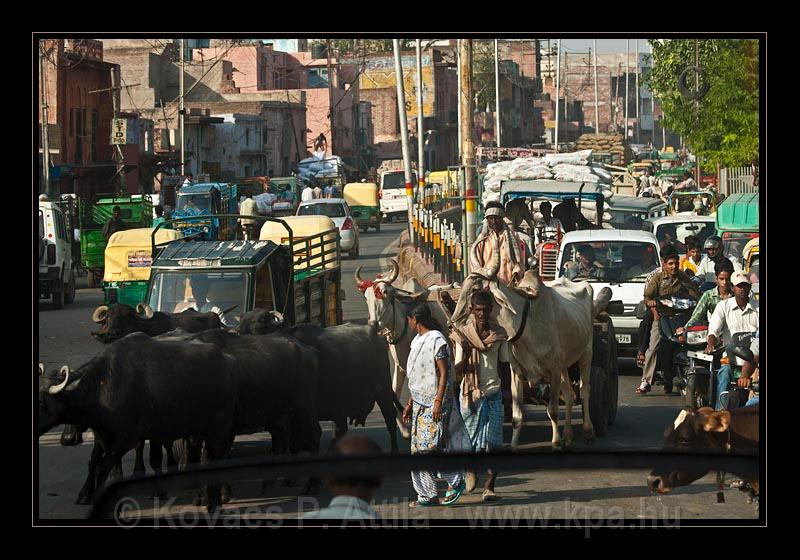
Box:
[127,250,152,268]
[343,55,435,118]
[111,118,139,145]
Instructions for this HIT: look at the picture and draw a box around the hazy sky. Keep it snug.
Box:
[542,39,651,54]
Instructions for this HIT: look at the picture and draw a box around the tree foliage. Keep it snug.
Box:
[644,39,759,168]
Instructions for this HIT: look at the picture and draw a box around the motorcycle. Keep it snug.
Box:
[655,293,698,395]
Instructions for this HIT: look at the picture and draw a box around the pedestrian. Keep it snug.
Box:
[402,303,468,507]
[301,183,315,202]
[239,193,260,240]
[182,173,194,188]
[102,205,127,240]
[451,290,509,502]
[313,183,324,199]
[152,205,171,229]
[301,434,383,521]
[323,182,335,199]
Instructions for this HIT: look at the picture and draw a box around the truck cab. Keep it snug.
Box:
[172,182,237,239]
[147,216,342,329]
[379,168,417,222]
[38,195,76,308]
[555,229,661,354]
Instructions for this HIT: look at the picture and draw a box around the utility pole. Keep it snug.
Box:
[459,39,476,247]
[179,38,186,177]
[625,39,629,142]
[393,40,414,238]
[456,43,462,162]
[694,39,701,185]
[554,40,561,151]
[635,40,640,144]
[327,39,335,155]
[494,39,501,148]
[593,39,599,134]
[39,43,52,197]
[110,67,127,194]
[416,40,425,195]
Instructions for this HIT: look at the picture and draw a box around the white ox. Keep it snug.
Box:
[450,242,597,450]
[354,260,453,439]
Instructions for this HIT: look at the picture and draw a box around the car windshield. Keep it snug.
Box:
[177,194,212,212]
[561,241,659,283]
[298,203,347,218]
[382,171,416,189]
[147,270,249,327]
[610,210,652,230]
[656,221,716,254]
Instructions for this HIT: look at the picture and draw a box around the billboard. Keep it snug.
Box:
[344,54,435,118]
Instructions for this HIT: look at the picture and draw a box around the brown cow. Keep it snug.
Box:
[648,405,759,501]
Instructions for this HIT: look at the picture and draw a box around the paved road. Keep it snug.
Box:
[37,221,758,522]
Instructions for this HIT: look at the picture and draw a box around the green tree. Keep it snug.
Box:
[645,39,759,168]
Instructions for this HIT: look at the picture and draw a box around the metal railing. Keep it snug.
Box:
[719,166,758,197]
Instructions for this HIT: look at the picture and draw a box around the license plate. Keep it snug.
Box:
[616,334,632,344]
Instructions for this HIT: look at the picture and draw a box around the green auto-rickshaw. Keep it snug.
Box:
[343,182,381,232]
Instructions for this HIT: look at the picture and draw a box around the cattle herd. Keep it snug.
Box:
[37,246,760,512]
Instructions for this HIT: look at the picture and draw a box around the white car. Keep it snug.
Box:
[296,198,360,259]
[643,215,717,257]
[556,229,661,354]
[38,195,76,308]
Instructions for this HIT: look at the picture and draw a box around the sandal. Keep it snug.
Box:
[635,383,651,395]
[409,498,440,508]
[442,480,466,506]
[636,352,646,368]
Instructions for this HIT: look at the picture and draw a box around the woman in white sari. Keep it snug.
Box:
[402,303,468,507]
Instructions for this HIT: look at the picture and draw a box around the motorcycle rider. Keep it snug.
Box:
[705,271,759,410]
[695,235,743,283]
[675,258,734,342]
[741,330,759,407]
[637,244,701,395]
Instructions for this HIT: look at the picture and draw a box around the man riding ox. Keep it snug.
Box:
[354,259,452,438]
[470,201,526,287]
[450,239,598,450]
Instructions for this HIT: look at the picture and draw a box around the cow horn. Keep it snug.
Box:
[92,305,109,324]
[354,266,365,285]
[39,363,45,377]
[49,366,70,395]
[137,303,154,319]
[268,310,285,325]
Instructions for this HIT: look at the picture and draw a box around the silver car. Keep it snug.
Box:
[296,198,360,259]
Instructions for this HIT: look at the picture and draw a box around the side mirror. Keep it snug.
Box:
[731,346,755,366]
[635,301,648,320]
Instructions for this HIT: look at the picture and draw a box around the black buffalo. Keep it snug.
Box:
[90,303,223,344]
[38,333,239,511]
[238,310,403,451]
[647,405,759,500]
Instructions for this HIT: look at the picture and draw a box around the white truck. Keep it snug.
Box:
[555,229,661,354]
[38,195,77,309]
[378,160,417,222]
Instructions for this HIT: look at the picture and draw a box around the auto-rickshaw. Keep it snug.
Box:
[667,190,719,216]
[742,237,760,301]
[343,182,381,232]
[102,227,182,307]
[716,192,759,263]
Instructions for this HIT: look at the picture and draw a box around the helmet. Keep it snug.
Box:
[703,235,723,251]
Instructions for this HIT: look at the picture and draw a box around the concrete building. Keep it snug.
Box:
[38,39,126,198]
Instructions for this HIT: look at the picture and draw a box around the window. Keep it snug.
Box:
[147,270,249,327]
[308,68,329,88]
[245,127,250,147]
[560,241,659,283]
[298,203,346,218]
[245,166,251,177]
[262,128,268,145]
